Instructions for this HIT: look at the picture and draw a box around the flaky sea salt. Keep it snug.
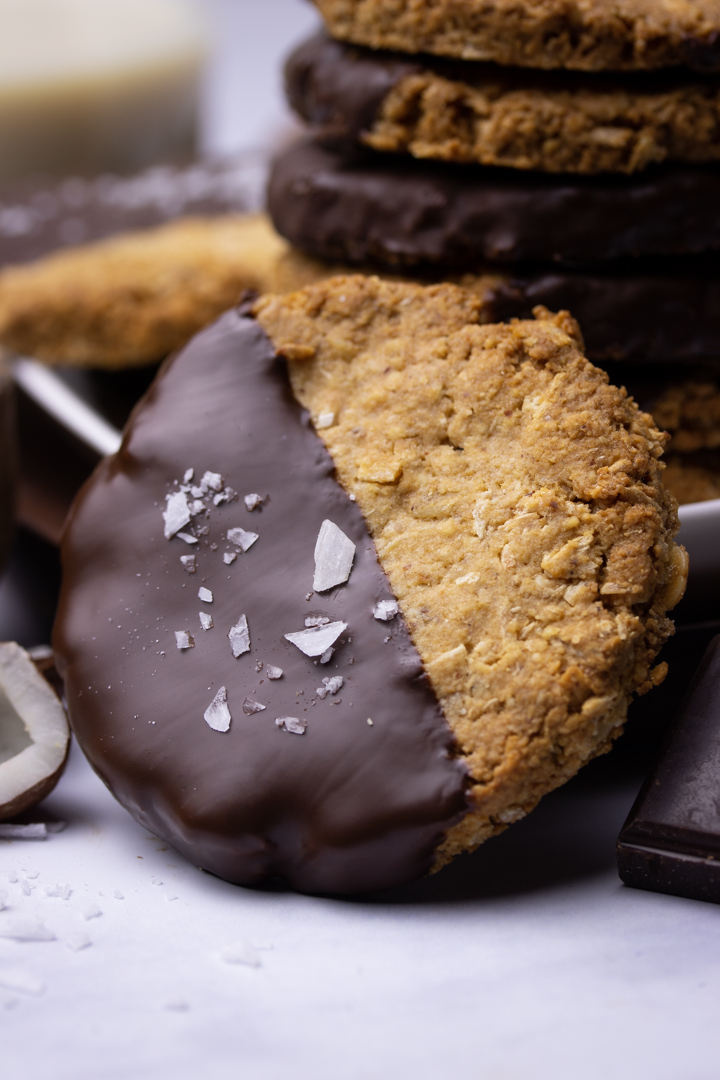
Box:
[163,491,191,539]
[266,665,283,680]
[199,612,213,631]
[228,615,250,657]
[316,412,334,429]
[198,587,213,603]
[204,686,231,733]
[319,648,334,664]
[316,676,344,699]
[244,493,263,511]
[201,471,223,492]
[183,468,194,483]
[177,532,198,545]
[373,599,399,621]
[284,621,346,658]
[305,616,330,628]
[180,555,196,574]
[275,717,307,735]
[227,527,258,553]
[223,551,237,565]
[242,697,266,715]
[313,520,356,592]
[175,631,194,650]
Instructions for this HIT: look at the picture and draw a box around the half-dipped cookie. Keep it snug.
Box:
[53,277,687,894]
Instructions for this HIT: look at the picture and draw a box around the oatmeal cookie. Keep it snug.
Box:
[254,275,688,863]
[0,214,288,367]
[312,0,720,73]
[288,32,720,175]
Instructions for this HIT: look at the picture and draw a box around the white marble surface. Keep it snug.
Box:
[2,742,720,1080]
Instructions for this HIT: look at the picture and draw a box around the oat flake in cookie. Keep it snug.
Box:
[54,276,688,893]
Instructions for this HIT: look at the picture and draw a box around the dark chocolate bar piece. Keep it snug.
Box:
[617,634,720,904]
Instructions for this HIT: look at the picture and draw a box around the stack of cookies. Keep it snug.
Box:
[267,0,720,505]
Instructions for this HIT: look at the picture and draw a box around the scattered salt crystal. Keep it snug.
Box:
[66,931,91,952]
[255,660,263,672]
[275,716,307,736]
[316,412,334,429]
[204,686,231,733]
[190,485,205,498]
[220,941,261,967]
[223,551,237,565]
[180,555,196,574]
[266,665,283,680]
[373,599,399,621]
[113,890,124,900]
[163,491,191,538]
[228,615,250,658]
[313,520,356,592]
[213,487,236,506]
[45,883,71,899]
[190,500,205,515]
[196,525,209,536]
[175,631,194,650]
[82,903,102,921]
[183,468,194,483]
[0,823,47,840]
[305,616,330,628]
[199,612,213,631]
[284,621,347,658]
[367,718,374,726]
[244,493,263,511]
[201,471,223,492]
[242,697,266,715]
[198,586,213,603]
[227,527,258,553]
[177,532,198,545]
[0,917,55,942]
[316,676,344,699]
[320,648,335,664]
[0,968,45,996]
[349,494,356,502]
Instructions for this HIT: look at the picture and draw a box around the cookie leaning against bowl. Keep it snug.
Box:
[288,32,720,175]
[54,276,687,893]
[312,0,720,73]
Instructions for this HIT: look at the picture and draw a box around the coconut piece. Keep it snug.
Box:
[284,621,347,657]
[313,520,355,592]
[0,643,70,822]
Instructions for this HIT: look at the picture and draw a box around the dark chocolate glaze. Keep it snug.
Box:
[267,139,720,266]
[617,635,720,905]
[484,262,720,364]
[286,31,720,151]
[52,308,469,895]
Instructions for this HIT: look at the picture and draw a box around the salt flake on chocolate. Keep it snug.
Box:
[373,600,399,621]
[198,587,213,603]
[244,493,263,511]
[177,532,198,545]
[202,471,223,492]
[242,697,266,715]
[305,616,330,628]
[284,621,346,657]
[227,527,258,553]
[183,468,194,483]
[275,716,307,735]
[313,520,355,592]
[223,551,237,565]
[180,555,196,573]
[316,412,334,429]
[266,665,283,680]
[163,491,191,539]
[199,612,213,631]
[204,686,231,732]
[228,615,250,657]
[175,631,194,650]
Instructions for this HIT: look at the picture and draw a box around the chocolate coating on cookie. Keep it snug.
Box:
[53,308,469,895]
[268,139,720,265]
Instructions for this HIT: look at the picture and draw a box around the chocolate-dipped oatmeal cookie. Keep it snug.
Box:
[312,0,720,73]
[288,33,720,175]
[54,277,687,894]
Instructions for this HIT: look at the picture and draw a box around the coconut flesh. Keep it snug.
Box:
[0,642,69,821]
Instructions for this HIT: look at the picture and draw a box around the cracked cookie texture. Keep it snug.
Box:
[312,0,720,72]
[254,275,688,864]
